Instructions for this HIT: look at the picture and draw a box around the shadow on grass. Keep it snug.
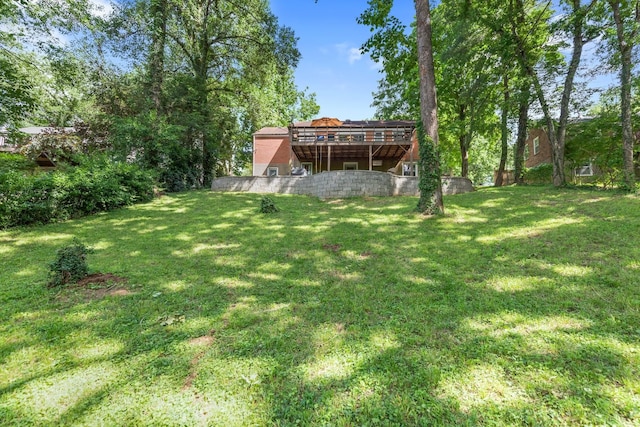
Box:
[0,187,638,425]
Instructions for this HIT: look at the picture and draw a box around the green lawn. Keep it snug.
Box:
[1,186,639,426]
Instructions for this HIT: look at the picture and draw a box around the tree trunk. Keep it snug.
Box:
[496,74,509,187]
[458,104,469,178]
[514,90,529,184]
[555,0,591,187]
[512,0,563,186]
[460,134,469,178]
[610,0,637,189]
[149,0,167,113]
[414,0,444,214]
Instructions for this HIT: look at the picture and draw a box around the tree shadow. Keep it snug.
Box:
[0,187,638,424]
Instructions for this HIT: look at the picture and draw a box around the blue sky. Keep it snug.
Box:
[269,0,416,121]
[270,1,618,122]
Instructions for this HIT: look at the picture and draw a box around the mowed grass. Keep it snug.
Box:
[0,186,639,426]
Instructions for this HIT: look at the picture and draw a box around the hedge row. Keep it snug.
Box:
[524,163,553,184]
[0,157,156,229]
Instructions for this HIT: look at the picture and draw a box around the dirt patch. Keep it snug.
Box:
[188,335,215,347]
[183,332,216,390]
[323,243,341,252]
[55,273,132,302]
[76,273,128,287]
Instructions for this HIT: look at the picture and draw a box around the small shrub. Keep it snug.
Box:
[260,196,279,213]
[47,238,94,288]
[524,163,553,184]
[0,153,36,172]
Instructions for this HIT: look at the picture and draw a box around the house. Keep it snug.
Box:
[253,117,418,177]
[0,126,18,153]
[0,126,75,168]
[523,127,626,181]
[524,128,553,169]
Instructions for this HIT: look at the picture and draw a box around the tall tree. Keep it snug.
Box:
[0,0,94,127]
[514,86,530,184]
[103,0,308,188]
[359,0,443,213]
[474,0,596,187]
[432,3,501,179]
[414,0,444,214]
[603,0,639,189]
[148,0,167,113]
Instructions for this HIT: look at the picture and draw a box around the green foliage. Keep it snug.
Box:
[19,128,83,164]
[0,153,36,172]
[565,116,624,188]
[0,156,155,228]
[524,163,553,184]
[47,238,93,288]
[259,196,279,213]
[416,127,443,214]
[95,0,313,188]
[0,53,36,126]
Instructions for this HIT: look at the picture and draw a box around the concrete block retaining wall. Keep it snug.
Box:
[211,171,473,198]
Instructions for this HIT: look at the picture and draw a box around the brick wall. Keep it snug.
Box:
[253,135,291,175]
[525,129,552,168]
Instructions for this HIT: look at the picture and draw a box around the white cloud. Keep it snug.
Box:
[348,47,362,64]
[333,43,363,65]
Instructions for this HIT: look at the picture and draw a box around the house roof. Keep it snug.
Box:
[254,127,288,136]
[310,117,343,127]
[19,126,75,134]
[291,119,415,129]
[253,119,416,137]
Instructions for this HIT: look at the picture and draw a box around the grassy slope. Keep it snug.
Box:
[0,186,638,426]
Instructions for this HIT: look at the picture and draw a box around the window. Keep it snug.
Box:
[374,131,384,142]
[393,131,407,141]
[402,162,417,176]
[328,134,335,141]
[343,162,358,171]
[301,162,313,175]
[267,167,278,177]
[316,135,325,141]
[575,162,593,177]
[352,134,365,142]
[533,136,540,155]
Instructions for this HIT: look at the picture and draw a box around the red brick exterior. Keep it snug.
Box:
[525,128,552,168]
[253,133,291,176]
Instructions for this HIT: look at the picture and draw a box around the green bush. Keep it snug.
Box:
[524,163,553,184]
[0,155,156,228]
[0,153,36,172]
[48,238,93,288]
[260,196,279,213]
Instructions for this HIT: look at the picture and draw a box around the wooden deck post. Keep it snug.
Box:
[328,145,331,171]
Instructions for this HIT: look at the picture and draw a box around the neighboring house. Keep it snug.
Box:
[253,117,418,176]
[0,127,18,153]
[524,127,601,180]
[0,126,75,168]
[524,128,552,168]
